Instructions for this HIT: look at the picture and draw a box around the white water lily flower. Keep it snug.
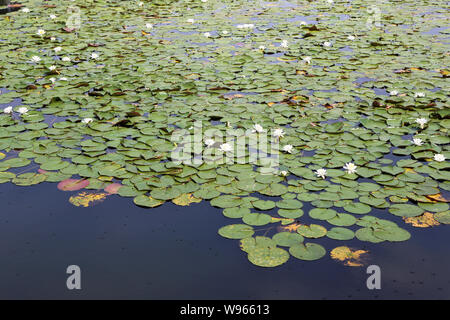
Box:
[219,143,233,152]
[203,32,211,38]
[315,168,327,179]
[50,37,56,41]
[201,0,208,2]
[327,0,334,3]
[49,14,57,20]
[82,118,93,124]
[49,77,56,84]
[415,118,428,129]
[138,2,144,7]
[145,23,153,29]
[37,29,46,37]
[91,52,99,59]
[303,56,312,64]
[433,154,446,162]
[222,30,229,35]
[347,35,355,40]
[62,56,71,62]
[299,21,308,26]
[323,41,332,47]
[187,18,195,23]
[18,107,29,114]
[204,138,215,147]
[280,170,288,176]
[22,8,30,13]
[31,56,41,63]
[252,124,264,133]
[54,47,62,53]
[389,90,398,96]
[259,45,266,50]
[280,40,288,48]
[237,24,255,29]
[273,128,285,138]
[3,106,13,114]
[414,92,425,98]
[48,65,57,71]
[282,145,293,153]
[343,162,357,174]
[412,138,423,146]
[59,77,68,81]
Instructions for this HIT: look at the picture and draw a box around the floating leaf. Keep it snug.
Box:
[57,179,90,191]
[172,193,202,206]
[272,232,304,247]
[389,204,424,217]
[327,227,355,240]
[373,226,411,242]
[133,195,165,208]
[242,212,272,226]
[434,211,450,224]
[403,212,440,228]
[289,243,326,261]
[247,246,290,267]
[217,222,256,240]
[69,192,108,207]
[297,224,327,238]
[330,246,368,267]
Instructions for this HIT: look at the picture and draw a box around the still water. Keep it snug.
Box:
[0,182,449,299]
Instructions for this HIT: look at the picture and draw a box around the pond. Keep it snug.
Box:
[0,0,449,299]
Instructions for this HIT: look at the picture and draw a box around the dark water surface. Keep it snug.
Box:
[0,182,449,299]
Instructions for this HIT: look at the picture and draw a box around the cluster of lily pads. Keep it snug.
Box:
[0,0,448,267]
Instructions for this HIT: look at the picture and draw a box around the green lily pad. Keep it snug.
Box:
[297,224,327,238]
[289,243,326,261]
[248,246,290,267]
[242,212,272,226]
[272,232,304,247]
[133,195,165,208]
[389,204,424,217]
[327,227,355,240]
[218,224,255,239]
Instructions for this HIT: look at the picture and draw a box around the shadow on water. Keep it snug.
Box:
[0,181,449,299]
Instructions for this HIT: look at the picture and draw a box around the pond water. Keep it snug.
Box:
[0,0,449,299]
[1,181,449,299]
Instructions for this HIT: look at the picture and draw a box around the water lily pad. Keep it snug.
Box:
[289,243,326,261]
[218,224,255,239]
[417,202,449,213]
[252,200,276,210]
[223,207,250,218]
[133,195,165,208]
[247,246,290,267]
[330,246,368,267]
[277,208,304,219]
[172,193,202,206]
[344,202,371,214]
[389,204,424,217]
[355,228,384,243]
[12,173,47,186]
[272,232,304,247]
[242,212,272,226]
[69,192,108,207]
[373,226,411,242]
[276,199,303,209]
[327,227,355,240]
[309,208,337,220]
[104,183,123,194]
[327,213,357,227]
[297,224,327,238]
[57,179,90,191]
[211,195,243,208]
[434,211,450,224]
